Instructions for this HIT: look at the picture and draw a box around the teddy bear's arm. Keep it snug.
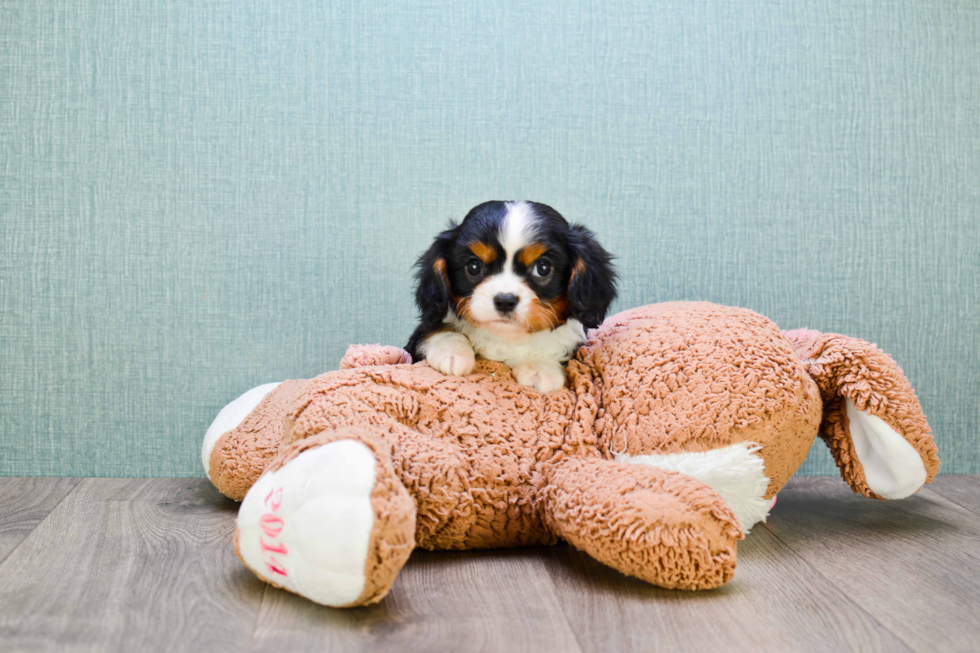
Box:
[540,457,742,590]
[340,344,413,369]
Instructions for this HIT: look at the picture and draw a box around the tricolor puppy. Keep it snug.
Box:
[406,200,617,393]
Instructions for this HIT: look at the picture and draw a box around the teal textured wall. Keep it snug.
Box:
[1,1,978,477]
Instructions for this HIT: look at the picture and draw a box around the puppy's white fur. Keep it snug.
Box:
[451,312,585,370]
[464,202,539,333]
[421,331,476,377]
[499,201,536,261]
[465,270,539,332]
[436,202,585,393]
[425,201,588,394]
[424,316,584,394]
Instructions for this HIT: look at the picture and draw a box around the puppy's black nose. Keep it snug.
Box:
[493,293,520,314]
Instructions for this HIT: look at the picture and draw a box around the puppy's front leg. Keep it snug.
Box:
[512,359,567,394]
[423,331,476,376]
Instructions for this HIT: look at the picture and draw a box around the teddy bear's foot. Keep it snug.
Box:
[784,329,939,499]
[235,431,417,607]
[542,457,741,590]
[843,397,927,499]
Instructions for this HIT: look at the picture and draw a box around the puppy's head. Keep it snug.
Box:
[414,201,617,339]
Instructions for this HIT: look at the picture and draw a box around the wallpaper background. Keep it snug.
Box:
[2,0,978,476]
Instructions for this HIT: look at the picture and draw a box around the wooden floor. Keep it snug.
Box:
[0,476,978,653]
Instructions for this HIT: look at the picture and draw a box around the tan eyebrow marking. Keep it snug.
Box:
[468,242,497,264]
[518,242,548,267]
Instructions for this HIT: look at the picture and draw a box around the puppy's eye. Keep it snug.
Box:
[531,258,552,278]
[466,258,484,277]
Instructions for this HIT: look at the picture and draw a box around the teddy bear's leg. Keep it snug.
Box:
[234,427,416,608]
[203,345,413,502]
[540,457,742,590]
[204,379,310,501]
[784,329,940,499]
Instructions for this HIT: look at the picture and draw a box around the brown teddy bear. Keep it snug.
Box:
[202,302,938,608]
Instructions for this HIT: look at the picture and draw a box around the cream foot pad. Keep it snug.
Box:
[236,440,377,606]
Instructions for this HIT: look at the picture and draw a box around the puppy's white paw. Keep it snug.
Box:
[424,332,476,376]
[512,360,567,394]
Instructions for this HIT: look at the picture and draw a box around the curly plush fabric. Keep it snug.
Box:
[340,344,412,369]
[541,457,741,589]
[784,329,939,498]
[279,359,596,549]
[210,379,307,501]
[236,428,417,606]
[206,302,939,606]
[577,303,823,496]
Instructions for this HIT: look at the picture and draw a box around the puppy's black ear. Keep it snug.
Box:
[414,222,459,324]
[566,224,617,330]
[406,223,459,360]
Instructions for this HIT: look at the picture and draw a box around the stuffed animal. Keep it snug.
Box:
[202,302,938,607]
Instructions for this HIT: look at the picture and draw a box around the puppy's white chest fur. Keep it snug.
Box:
[409,200,615,395]
[452,314,585,369]
[424,315,585,394]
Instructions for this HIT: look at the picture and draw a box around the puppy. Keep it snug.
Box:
[406,200,617,393]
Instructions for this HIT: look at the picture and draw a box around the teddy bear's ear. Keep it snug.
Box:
[566,224,617,330]
[784,329,940,499]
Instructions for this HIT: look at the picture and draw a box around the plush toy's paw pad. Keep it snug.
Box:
[844,398,927,499]
[512,360,567,394]
[202,382,282,478]
[236,440,379,607]
[340,344,412,369]
[424,332,476,376]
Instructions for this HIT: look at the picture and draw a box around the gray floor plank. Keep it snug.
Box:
[763,476,980,653]
[543,526,910,653]
[927,475,980,516]
[1,476,978,652]
[0,478,266,653]
[249,547,583,653]
[0,477,80,565]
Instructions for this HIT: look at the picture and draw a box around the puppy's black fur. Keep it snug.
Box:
[406,201,617,363]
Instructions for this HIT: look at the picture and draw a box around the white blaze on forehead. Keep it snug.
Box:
[466,201,540,326]
[500,201,537,270]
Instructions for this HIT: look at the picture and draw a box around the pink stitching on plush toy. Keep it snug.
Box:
[260,539,288,556]
[264,488,283,511]
[265,561,288,577]
[260,487,288,576]
[260,514,284,538]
